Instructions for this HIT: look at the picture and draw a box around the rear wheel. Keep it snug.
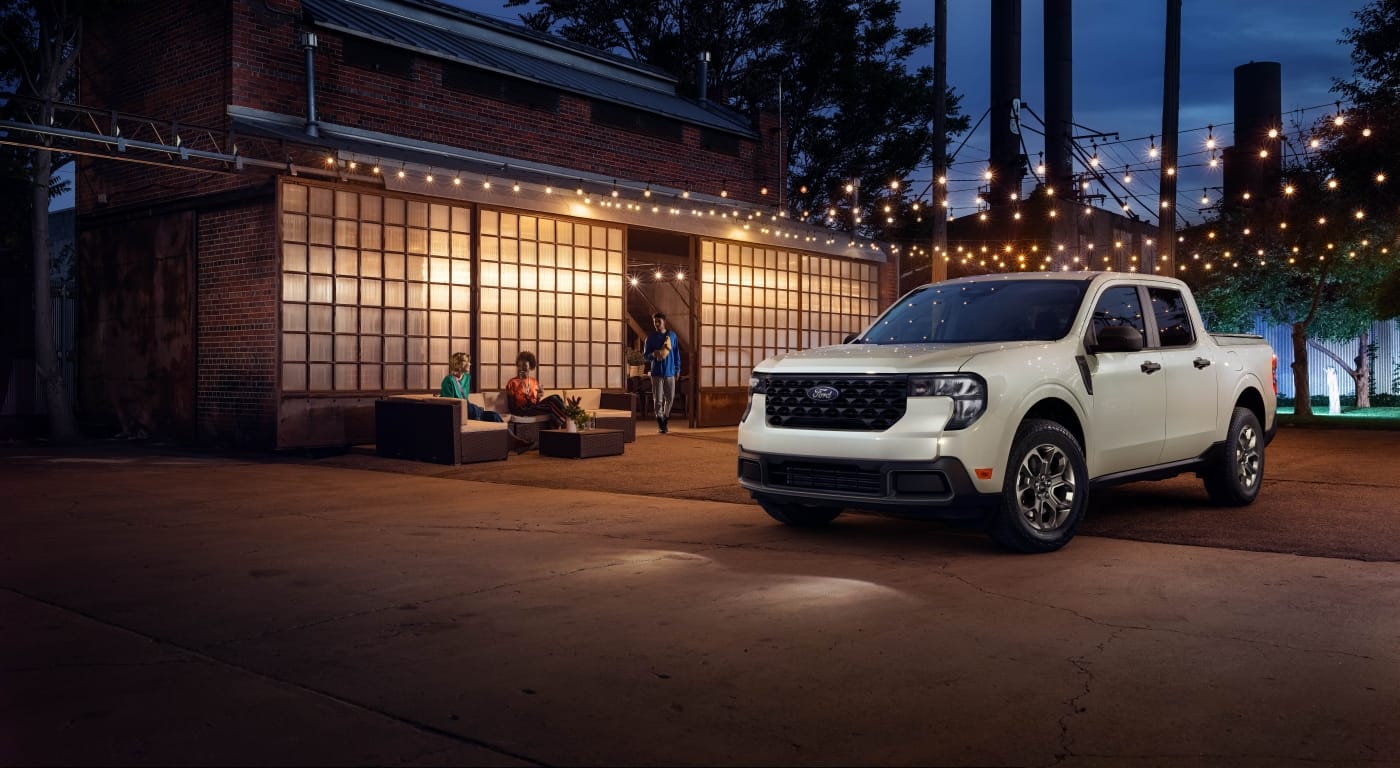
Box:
[1203,406,1264,506]
[987,419,1088,553]
[758,499,842,527]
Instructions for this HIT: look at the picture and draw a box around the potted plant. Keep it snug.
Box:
[563,395,591,433]
[626,346,647,378]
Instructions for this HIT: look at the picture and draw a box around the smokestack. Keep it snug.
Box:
[698,51,710,102]
[989,0,1023,207]
[1224,61,1282,202]
[301,31,320,138]
[1043,0,1072,197]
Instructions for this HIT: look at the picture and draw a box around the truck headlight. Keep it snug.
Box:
[908,374,986,430]
[744,373,770,422]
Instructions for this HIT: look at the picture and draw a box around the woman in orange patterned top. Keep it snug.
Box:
[505,351,568,430]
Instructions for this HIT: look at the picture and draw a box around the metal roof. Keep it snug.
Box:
[301,0,756,138]
[227,105,886,263]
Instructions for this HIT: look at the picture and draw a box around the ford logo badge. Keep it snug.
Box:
[807,385,840,402]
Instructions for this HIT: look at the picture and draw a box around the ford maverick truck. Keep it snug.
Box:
[737,272,1277,552]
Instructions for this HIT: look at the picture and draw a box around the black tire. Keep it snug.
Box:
[757,498,842,527]
[987,419,1089,553]
[1203,406,1264,506]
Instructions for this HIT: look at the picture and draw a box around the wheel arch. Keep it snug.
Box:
[1020,396,1085,450]
[1234,384,1267,431]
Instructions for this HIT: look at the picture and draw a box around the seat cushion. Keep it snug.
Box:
[560,388,602,411]
[461,419,508,433]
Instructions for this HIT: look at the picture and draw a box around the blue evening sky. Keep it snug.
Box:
[56,1,1365,225]
[444,0,1364,226]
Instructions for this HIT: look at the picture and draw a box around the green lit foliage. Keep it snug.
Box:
[1186,0,1400,416]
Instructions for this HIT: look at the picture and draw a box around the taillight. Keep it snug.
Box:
[1271,354,1278,395]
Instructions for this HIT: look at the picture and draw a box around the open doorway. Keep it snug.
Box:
[626,228,693,425]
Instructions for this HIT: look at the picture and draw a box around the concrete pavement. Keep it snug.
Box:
[2,431,1399,766]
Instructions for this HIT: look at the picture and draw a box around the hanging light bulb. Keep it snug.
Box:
[1148,135,1158,159]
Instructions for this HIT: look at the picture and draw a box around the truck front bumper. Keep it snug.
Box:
[737,449,1001,519]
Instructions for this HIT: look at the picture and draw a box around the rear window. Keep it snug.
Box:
[1149,287,1196,347]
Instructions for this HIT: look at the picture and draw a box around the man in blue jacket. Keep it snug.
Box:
[643,312,681,433]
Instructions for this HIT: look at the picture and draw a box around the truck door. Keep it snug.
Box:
[1149,286,1219,460]
[1084,285,1166,476]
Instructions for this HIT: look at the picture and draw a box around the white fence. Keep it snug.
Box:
[1248,317,1400,399]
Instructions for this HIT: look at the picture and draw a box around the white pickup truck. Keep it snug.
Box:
[737,272,1277,552]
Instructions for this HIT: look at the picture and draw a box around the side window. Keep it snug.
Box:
[1148,287,1196,348]
[1090,286,1147,346]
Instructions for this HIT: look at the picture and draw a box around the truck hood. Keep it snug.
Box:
[756,341,1046,374]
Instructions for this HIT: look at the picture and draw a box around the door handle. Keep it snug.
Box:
[1193,357,1212,369]
[1141,361,1162,374]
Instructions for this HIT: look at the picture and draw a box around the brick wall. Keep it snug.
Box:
[78,1,250,212]
[226,0,771,203]
[878,254,901,310]
[196,200,280,449]
[81,0,774,209]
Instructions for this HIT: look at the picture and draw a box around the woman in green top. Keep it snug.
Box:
[440,351,504,423]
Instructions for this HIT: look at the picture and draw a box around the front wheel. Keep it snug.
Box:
[1203,406,1264,506]
[757,498,842,527]
[987,419,1089,553]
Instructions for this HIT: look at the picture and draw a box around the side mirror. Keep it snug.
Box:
[1090,325,1144,353]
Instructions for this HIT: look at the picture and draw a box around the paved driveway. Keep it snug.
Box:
[2,432,1399,766]
[316,425,1400,561]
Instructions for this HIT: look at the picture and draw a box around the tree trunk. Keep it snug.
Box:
[31,112,79,442]
[1354,330,1371,409]
[1291,321,1312,418]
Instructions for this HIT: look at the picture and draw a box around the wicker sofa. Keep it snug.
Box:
[374,394,510,465]
[478,389,636,443]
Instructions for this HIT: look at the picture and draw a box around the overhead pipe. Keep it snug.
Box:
[302,31,320,138]
[698,51,709,102]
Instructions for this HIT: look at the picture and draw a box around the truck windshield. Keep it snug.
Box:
[859,279,1090,344]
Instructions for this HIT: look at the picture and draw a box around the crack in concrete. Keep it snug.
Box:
[1043,627,1128,767]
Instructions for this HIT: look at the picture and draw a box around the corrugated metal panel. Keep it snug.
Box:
[1249,317,1400,398]
[302,0,756,137]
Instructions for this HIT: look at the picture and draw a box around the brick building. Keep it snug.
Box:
[75,0,896,449]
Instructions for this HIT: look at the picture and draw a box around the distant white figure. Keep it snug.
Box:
[1326,367,1341,414]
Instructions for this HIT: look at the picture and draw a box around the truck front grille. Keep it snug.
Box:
[770,461,884,495]
[765,375,907,430]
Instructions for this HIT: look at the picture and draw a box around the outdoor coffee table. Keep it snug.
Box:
[537,428,625,458]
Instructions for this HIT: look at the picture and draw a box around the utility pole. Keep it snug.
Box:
[931,0,948,282]
[1157,0,1181,273]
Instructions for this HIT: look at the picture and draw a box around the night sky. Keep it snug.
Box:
[448,0,1365,227]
